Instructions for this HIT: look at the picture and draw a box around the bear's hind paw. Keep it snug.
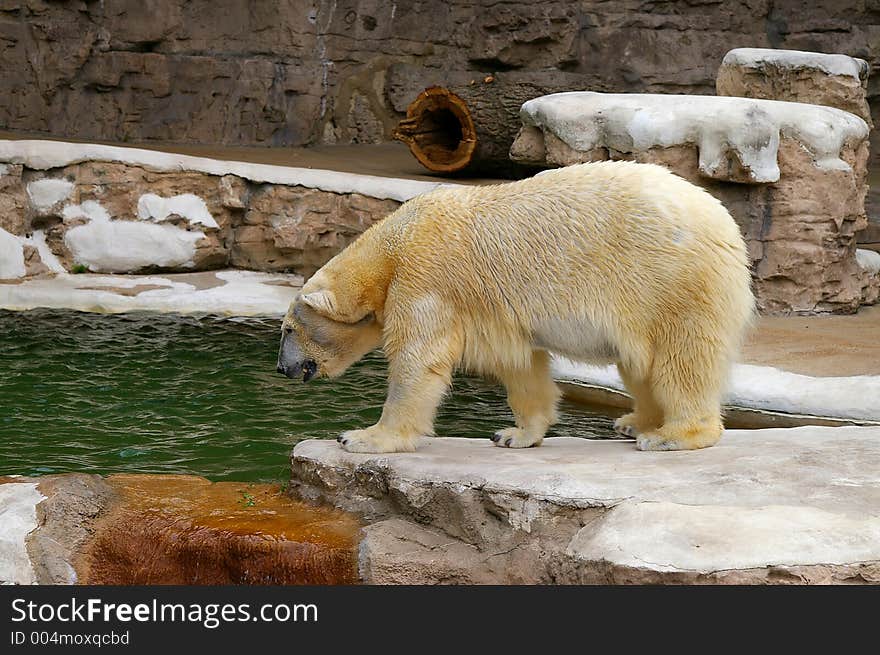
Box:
[636,424,721,451]
[613,412,660,439]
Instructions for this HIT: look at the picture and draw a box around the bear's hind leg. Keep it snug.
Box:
[636,416,723,451]
[492,350,560,448]
[613,364,664,439]
[636,343,725,451]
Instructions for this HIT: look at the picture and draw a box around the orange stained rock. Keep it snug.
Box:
[82,474,360,585]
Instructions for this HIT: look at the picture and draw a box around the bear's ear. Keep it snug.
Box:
[300,289,369,324]
[300,290,336,316]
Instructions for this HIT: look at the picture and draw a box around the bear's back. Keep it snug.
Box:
[395,161,743,267]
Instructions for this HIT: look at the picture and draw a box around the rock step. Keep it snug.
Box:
[291,429,880,584]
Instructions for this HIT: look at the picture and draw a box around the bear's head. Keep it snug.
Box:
[277,272,383,382]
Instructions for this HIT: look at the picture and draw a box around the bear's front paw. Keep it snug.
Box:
[337,425,419,453]
[490,427,543,449]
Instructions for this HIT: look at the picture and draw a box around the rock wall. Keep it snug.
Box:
[716,48,872,124]
[715,47,880,254]
[233,185,398,273]
[1,1,879,159]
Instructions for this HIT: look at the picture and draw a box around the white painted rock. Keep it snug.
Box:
[0,269,301,316]
[551,358,880,422]
[0,482,43,585]
[722,48,868,82]
[0,227,26,279]
[717,48,871,125]
[512,91,868,183]
[26,178,73,214]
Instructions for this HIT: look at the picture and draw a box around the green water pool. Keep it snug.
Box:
[0,309,618,482]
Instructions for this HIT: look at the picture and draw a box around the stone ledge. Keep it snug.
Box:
[0,139,450,203]
[721,48,868,82]
[0,270,301,316]
[0,139,457,280]
[291,428,880,584]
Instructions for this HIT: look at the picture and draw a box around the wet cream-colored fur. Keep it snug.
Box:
[281,161,754,453]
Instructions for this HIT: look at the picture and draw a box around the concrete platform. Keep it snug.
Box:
[291,427,880,584]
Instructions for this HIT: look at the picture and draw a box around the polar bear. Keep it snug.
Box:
[277,161,754,453]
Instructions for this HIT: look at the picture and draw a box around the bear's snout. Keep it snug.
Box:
[276,360,302,379]
[277,331,309,381]
[276,359,317,382]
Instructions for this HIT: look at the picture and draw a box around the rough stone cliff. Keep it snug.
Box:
[2,1,878,159]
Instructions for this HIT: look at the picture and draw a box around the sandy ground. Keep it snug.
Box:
[744,304,880,377]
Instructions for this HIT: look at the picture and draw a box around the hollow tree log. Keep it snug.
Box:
[393,80,577,177]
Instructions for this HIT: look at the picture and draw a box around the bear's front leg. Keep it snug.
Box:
[338,362,453,453]
[492,350,561,448]
[338,310,461,453]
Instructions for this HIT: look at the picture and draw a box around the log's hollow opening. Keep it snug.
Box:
[394,87,477,174]
[417,108,464,162]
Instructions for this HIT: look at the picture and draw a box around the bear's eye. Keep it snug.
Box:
[283,326,293,335]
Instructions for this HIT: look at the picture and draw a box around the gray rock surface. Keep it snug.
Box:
[0,164,27,235]
[26,474,116,585]
[233,184,399,277]
[0,474,115,585]
[291,427,880,584]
